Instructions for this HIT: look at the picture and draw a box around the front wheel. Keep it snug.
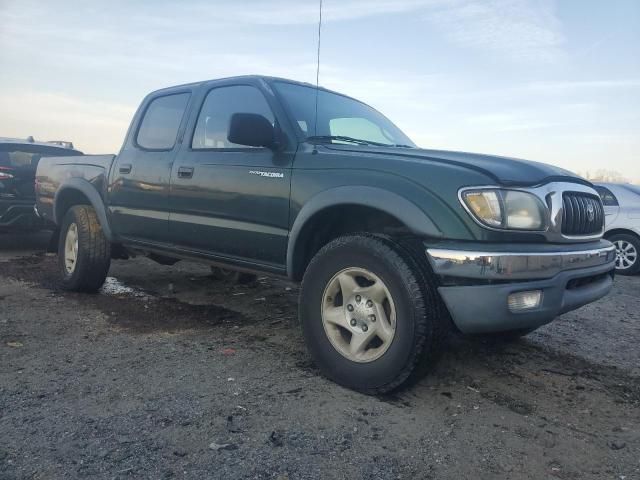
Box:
[299,235,444,394]
[609,233,640,275]
[58,205,111,292]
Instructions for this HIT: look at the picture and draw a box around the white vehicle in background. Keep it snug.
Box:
[594,183,640,275]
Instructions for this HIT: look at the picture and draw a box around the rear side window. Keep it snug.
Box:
[0,150,39,169]
[136,93,190,150]
[192,85,274,149]
[0,146,81,169]
[594,186,619,206]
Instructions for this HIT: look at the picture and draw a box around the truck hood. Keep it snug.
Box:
[328,145,588,187]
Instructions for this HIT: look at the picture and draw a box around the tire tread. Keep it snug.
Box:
[301,234,446,395]
[59,205,110,292]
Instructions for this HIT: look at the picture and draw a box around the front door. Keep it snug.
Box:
[169,83,293,271]
[109,92,191,243]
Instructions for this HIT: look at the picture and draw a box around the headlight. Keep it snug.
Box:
[461,188,546,230]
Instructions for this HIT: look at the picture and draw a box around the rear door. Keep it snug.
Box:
[109,92,191,243]
[168,81,295,271]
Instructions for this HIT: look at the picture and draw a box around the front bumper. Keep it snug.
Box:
[426,240,616,334]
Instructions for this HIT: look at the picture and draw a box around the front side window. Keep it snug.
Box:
[192,85,274,149]
[273,81,415,148]
[594,186,619,206]
[136,93,190,150]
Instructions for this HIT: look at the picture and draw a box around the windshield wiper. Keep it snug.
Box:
[306,135,414,148]
[306,135,386,147]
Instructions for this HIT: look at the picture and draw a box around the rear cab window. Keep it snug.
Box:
[136,93,190,150]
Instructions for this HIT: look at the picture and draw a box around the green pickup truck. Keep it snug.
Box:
[35,75,616,394]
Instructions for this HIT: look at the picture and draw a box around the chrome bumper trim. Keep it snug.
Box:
[427,244,616,280]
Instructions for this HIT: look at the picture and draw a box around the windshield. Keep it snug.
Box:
[273,81,415,147]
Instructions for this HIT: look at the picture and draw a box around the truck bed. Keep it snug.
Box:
[35,154,115,224]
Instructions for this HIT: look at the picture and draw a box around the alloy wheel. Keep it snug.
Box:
[614,239,637,270]
[321,267,396,363]
[64,223,79,274]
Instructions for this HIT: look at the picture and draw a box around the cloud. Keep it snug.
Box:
[0,91,135,153]
[185,0,448,25]
[524,79,640,92]
[464,102,599,132]
[424,0,565,63]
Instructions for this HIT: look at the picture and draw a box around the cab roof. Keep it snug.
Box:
[149,75,341,97]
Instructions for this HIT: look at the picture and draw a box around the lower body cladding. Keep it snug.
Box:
[426,240,616,334]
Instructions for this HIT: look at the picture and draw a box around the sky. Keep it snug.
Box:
[0,0,639,181]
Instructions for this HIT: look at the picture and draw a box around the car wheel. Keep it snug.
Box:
[299,234,445,394]
[58,205,111,292]
[609,233,640,275]
[209,266,257,285]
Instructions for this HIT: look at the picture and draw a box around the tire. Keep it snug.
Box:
[58,205,111,292]
[209,266,257,285]
[608,233,640,275]
[299,234,444,395]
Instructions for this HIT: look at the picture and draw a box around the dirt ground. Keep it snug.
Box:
[1,231,638,480]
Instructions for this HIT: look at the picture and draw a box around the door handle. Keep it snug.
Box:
[177,166,194,179]
[119,164,132,174]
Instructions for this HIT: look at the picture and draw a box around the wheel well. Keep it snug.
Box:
[604,228,640,242]
[55,189,91,224]
[291,205,412,281]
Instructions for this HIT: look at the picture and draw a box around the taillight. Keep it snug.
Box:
[0,171,14,180]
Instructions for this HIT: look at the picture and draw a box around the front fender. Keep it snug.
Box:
[286,186,443,277]
[53,178,114,241]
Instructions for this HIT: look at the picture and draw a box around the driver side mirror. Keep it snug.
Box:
[228,113,275,149]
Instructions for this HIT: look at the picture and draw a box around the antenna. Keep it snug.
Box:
[313,0,323,138]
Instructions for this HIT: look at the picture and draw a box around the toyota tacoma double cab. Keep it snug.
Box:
[35,76,616,394]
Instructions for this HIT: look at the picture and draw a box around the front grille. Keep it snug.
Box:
[561,192,604,236]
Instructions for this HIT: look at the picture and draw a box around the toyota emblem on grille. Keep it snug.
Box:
[586,203,595,222]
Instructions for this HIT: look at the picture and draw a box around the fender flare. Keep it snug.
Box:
[53,177,114,241]
[286,186,442,278]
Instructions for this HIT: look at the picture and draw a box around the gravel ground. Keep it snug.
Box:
[1,231,639,479]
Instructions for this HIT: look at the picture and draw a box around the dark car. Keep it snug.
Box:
[35,76,615,394]
[0,137,82,232]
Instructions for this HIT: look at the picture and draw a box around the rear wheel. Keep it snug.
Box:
[299,234,444,394]
[58,205,110,292]
[609,233,640,275]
